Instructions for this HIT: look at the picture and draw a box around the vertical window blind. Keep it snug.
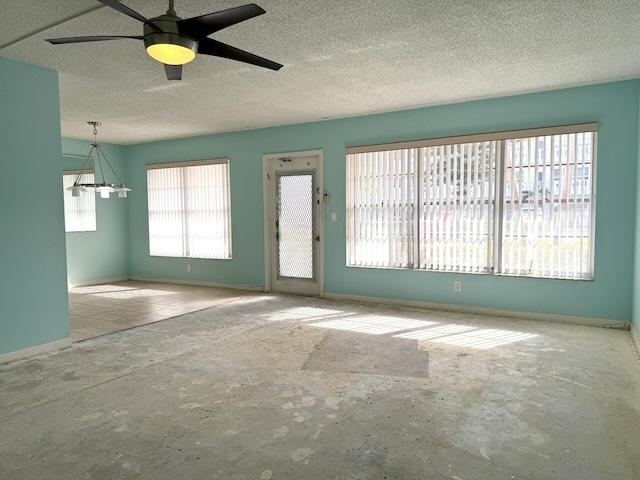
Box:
[63,171,96,232]
[501,132,594,277]
[346,124,596,280]
[346,149,415,269]
[147,159,232,259]
[419,141,497,273]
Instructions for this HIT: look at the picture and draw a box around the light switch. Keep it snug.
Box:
[330,212,337,222]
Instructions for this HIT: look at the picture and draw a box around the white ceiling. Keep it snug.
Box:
[1,0,640,144]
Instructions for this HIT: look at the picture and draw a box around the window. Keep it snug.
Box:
[63,171,96,232]
[346,124,596,279]
[147,159,232,259]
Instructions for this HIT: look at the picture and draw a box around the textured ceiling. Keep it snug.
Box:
[1,0,640,144]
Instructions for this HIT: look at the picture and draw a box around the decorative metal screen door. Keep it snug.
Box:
[264,152,322,296]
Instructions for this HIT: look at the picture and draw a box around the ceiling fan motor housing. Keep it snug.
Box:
[143,14,197,65]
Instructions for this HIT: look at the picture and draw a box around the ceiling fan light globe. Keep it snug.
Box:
[145,34,196,65]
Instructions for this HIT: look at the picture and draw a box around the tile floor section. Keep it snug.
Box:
[68,280,255,342]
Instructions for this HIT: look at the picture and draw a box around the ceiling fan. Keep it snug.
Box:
[46,0,283,80]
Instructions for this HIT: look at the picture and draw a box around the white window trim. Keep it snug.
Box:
[346,123,598,154]
[145,158,229,170]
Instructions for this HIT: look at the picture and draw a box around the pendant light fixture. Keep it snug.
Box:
[67,122,131,199]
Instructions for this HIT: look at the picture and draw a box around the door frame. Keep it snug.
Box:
[262,149,324,296]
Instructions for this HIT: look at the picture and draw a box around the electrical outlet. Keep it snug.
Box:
[187,264,192,273]
[454,280,462,292]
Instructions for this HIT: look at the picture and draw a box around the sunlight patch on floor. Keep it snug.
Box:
[69,285,180,299]
[306,313,538,349]
[395,324,475,340]
[90,289,178,299]
[69,285,138,294]
[430,329,538,349]
[310,315,438,335]
[260,307,348,323]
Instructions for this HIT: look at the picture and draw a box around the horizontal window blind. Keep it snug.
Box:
[147,159,231,259]
[63,171,96,232]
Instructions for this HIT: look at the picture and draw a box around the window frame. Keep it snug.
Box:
[63,170,97,233]
[146,158,232,260]
[345,123,597,280]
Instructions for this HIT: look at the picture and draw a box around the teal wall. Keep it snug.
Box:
[2,56,635,359]
[126,131,269,287]
[123,80,640,322]
[0,56,70,355]
[62,138,129,285]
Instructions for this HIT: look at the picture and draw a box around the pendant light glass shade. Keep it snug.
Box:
[96,186,115,198]
[117,187,132,198]
[68,185,87,197]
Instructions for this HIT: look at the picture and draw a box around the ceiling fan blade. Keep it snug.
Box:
[164,64,182,81]
[198,38,283,71]
[46,35,143,44]
[178,4,265,41]
[96,0,149,24]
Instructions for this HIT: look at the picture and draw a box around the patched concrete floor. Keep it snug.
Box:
[1,293,640,479]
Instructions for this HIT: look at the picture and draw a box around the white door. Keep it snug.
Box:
[263,150,323,296]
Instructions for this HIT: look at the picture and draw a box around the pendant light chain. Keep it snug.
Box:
[92,122,107,186]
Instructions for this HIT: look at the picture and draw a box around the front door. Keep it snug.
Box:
[263,151,323,296]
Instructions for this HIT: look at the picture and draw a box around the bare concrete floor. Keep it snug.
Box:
[1,291,639,479]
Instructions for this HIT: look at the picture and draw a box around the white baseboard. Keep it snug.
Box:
[631,323,640,353]
[68,277,630,329]
[323,292,630,329]
[129,276,264,292]
[68,276,130,288]
[0,337,72,365]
